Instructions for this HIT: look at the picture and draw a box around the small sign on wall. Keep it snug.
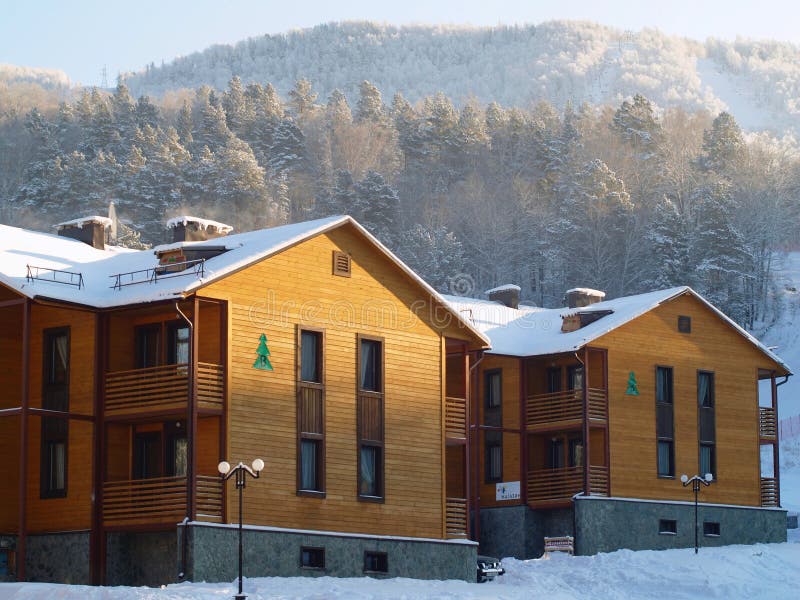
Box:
[496,481,521,501]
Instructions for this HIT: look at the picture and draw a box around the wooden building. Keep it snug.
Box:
[0,215,488,585]
[446,285,790,557]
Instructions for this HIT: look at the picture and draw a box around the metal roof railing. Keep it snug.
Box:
[26,264,84,289]
[109,258,205,290]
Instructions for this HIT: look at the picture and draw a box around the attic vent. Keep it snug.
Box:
[332,250,351,277]
[678,315,691,333]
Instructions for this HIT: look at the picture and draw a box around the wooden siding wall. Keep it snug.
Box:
[201,225,475,539]
[0,416,20,532]
[446,445,465,497]
[476,355,522,509]
[445,355,466,398]
[597,293,780,506]
[0,305,23,410]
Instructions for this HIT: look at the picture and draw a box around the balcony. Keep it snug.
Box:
[445,396,467,440]
[527,465,609,507]
[445,497,468,538]
[760,477,778,507]
[526,388,607,430]
[760,407,777,440]
[105,362,224,417]
[103,475,223,527]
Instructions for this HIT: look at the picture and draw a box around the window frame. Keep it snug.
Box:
[40,327,70,499]
[357,334,385,502]
[134,323,161,369]
[655,366,675,478]
[658,519,677,535]
[697,370,717,480]
[678,315,692,333]
[300,546,325,570]
[484,430,503,483]
[703,521,721,537]
[297,326,326,497]
[567,364,584,391]
[363,550,388,574]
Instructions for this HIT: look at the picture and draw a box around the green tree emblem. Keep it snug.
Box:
[626,371,639,395]
[253,333,273,371]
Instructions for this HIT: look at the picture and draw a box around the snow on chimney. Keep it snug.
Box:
[565,288,606,309]
[55,216,112,250]
[486,284,521,309]
[167,216,233,243]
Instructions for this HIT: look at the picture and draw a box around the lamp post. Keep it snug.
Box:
[680,473,713,554]
[218,458,265,600]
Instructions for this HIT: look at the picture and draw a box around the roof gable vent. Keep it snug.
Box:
[332,250,351,277]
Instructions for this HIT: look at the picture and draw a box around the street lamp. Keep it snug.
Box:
[680,473,714,554]
[218,458,265,600]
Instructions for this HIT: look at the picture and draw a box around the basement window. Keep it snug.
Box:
[678,315,691,333]
[659,519,677,535]
[364,551,388,574]
[703,522,721,537]
[300,547,325,569]
[332,250,351,277]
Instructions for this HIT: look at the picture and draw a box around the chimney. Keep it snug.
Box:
[56,216,112,250]
[486,284,521,309]
[565,288,606,309]
[167,216,233,243]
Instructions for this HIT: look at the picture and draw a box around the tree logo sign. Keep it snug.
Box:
[625,371,639,395]
[253,333,273,371]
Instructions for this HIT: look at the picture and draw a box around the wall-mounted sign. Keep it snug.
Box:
[253,333,274,371]
[626,371,639,395]
[496,481,521,501]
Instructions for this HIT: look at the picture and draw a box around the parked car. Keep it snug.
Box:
[477,555,505,583]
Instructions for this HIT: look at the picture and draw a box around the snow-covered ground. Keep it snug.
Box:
[3,256,800,599]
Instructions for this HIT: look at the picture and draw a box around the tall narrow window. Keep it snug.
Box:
[135,324,161,368]
[484,369,502,426]
[567,365,584,391]
[568,437,584,467]
[358,336,384,500]
[41,328,69,498]
[165,422,187,477]
[167,322,190,365]
[546,367,561,393]
[547,437,565,469]
[485,430,503,483]
[133,431,162,479]
[297,328,325,495]
[656,367,674,477]
[698,371,716,479]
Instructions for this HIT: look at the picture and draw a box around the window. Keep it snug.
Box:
[135,324,161,368]
[41,328,69,498]
[165,422,187,477]
[678,315,691,333]
[567,365,584,391]
[547,437,565,469]
[358,336,384,500]
[656,367,674,477]
[133,431,162,479]
[364,551,388,574]
[568,438,584,468]
[484,370,502,427]
[300,547,325,569]
[659,519,677,535]
[703,522,720,537]
[167,322,190,365]
[698,372,716,479]
[485,431,503,483]
[297,328,325,495]
[546,367,561,393]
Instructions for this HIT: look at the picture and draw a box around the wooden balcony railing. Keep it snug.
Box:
[105,362,224,416]
[526,388,607,428]
[760,407,777,440]
[761,477,779,507]
[445,497,468,538]
[445,396,467,439]
[527,465,609,506]
[103,475,223,527]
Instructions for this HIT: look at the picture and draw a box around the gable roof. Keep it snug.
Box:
[0,216,489,346]
[444,286,791,373]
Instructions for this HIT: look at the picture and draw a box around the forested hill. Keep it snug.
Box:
[122,21,800,134]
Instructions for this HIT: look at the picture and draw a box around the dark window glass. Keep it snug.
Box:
[360,340,381,392]
[165,424,187,477]
[167,323,190,365]
[567,365,584,391]
[703,522,720,536]
[546,368,561,393]
[301,547,325,569]
[698,372,716,478]
[359,445,381,496]
[300,439,322,491]
[568,438,584,467]
[657,441,674,477]
[133,432,162,479]
[135,324,161,368]
[43,328,69,412]
[485,430,503,483]
[678,315,691,333]
[364,551,388,573]
[41,417,67,498]
[547,438,565,469]
[656,367,673,404]
[300,331,321,383]
[659,519,677,534]
[656,367,675,477]
[485,371,502,409]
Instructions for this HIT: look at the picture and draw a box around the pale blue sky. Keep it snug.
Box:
[1,0,799,86]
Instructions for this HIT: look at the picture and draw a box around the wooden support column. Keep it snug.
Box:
[463,347,471,538]
[220,300,229,523]
[471,351,482,546]
[189,297,200,521]
[17,299,30,582]
[772,371,780,507]
[602,349,611,497]
[90,312,107,585]
[519,357,528,505]
[582,346,590,496]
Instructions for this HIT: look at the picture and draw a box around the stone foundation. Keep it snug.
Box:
[25,531,90,584]
[106,530,177,586]
[478,505,573,559]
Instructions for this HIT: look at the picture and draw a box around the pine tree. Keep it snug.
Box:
[176,101,194,147]
[355,80,383,123]
[645,197,690,289]
[611,94,664,159]
[696,112,746,176]
[267,118,305,175]
[326,89,352,128]
[352,171,400,247]
[395,224,466,292]
[288,78,318,121]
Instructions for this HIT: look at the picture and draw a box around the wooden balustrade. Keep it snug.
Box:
[445,396,467,439]
[526,388,607,428]
[527,465,609,506]
[103,475,224,526]
[761,477,779,507]
[760,407,777,440]
[105,362,224,416]
[445,497,468,538]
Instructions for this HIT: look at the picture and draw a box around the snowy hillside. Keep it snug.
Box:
[0,64,71,89]
[122,21,800,136]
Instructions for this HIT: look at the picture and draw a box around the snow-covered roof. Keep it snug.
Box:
[485,284,521,294]
[444,287,791,373]
[55,216,112,229]
[0,216,489,346]
[566,287,605,298]
[166,215,233,233]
